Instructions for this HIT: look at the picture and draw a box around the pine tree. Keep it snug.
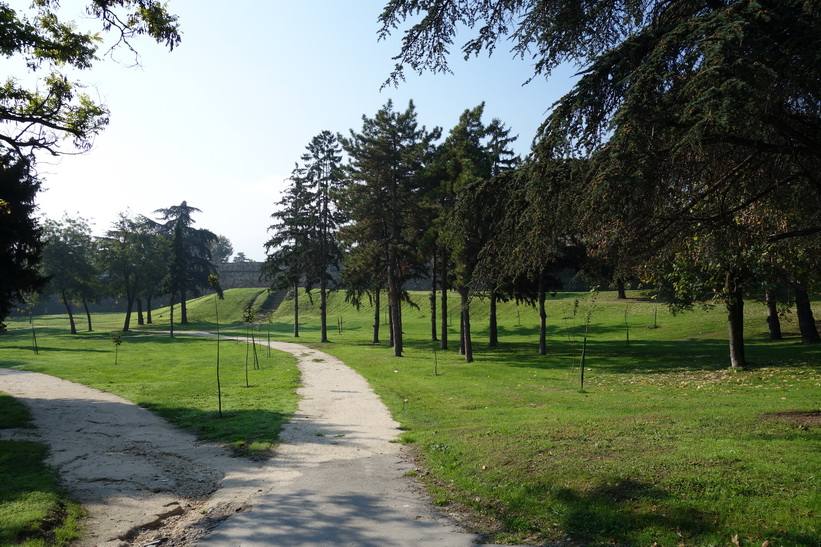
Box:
[340,100,440,357]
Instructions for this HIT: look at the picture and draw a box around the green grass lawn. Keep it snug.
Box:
[272,289,821,546]
[2,288,819,546]
[0,393,84,546]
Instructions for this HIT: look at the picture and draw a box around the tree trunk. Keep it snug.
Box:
[388,279,403,357]
[793,284,820,344]
[460,287,473,362]
[320,278,328,343]
[489,285,498,348]
[440,250,448,350]
[538,271,547,355]
[293,283,299,338]
[372,287,380,344]
[136,297,145,326]
[616,278,627,299]
[123,292,134,332]
[61,289,77,335]
[180,289,188,324]
[169,293,175,337]
[725,271,747,368]
[765,290,782,341]
[83,300,92,331]
[388,303,394,348]
[146,295,153,324]
[430,251,438,341]
[459,308,465,355]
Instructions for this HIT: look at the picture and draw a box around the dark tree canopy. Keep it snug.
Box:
[340,100,441,356]
[380,0,821,364]
[0,154,46,327]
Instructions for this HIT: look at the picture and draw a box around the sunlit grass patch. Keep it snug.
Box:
[0,398,84,546]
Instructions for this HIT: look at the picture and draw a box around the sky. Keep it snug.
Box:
[25,1,578,261]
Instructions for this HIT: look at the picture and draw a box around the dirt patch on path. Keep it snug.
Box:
[0,337,493,546]
[0,368,261,545]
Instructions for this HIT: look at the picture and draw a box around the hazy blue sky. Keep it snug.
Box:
[30,1,578,260]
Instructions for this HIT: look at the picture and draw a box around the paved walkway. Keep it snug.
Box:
[1,336,501,546]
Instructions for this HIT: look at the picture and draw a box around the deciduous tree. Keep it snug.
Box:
[41,215,99,333]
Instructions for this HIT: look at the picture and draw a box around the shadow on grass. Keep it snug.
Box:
[139,404,294,451]
[400,333,820,375]
[553,479,714,544]
[0,345,109,354]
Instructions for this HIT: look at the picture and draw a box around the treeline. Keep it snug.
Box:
[265,93,820,367]
[261,1,821,368]
[28,202,230,334]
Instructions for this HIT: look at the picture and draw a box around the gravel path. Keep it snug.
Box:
[0,337,497,546]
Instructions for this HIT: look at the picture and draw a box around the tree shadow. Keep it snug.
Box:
[555,478,715,544]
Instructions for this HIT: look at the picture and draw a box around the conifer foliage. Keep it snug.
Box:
[263,131,345,342]
[339,101,441,356]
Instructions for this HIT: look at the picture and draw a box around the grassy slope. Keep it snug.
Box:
[3,288,819,545]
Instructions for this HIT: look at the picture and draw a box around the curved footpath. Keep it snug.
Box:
[0,337,502,546]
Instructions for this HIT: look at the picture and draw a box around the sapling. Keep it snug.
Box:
[209,275,223,418]
[624,304,630,347]
[30,314,38,355]
[579,290,598,393]
[432,339,439,377]
[242,303,258,386]
[266,312,273,358]
[110,330,123,365]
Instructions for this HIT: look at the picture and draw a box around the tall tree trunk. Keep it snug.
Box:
[320,278,328,343]
[293,283,299,338]
[123,291,134,332]
[82,300,92,331]
[793,284,820,344]
[616,278,627,299]
[169,292,175,337]
[388,303,394,348]
[489,285,498,348]
[146,295,153,324]
[459,308,465,355]
[180,289,188,324]
[725,271,747,368]
[372,287,380,344]
[460,287,473,362]
[388,278,403,357]
[60,289,77,334]
[136,297,144,326]
[538,271,547,355]
[440,249,448,350]
[430,251,438,341]
[765,290,782,341]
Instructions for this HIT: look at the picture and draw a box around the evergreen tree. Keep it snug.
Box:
[263,130,344,342]
[340,100,440,356]
[0,154,46,330]
[263,163,315,338]
[380,0,821,366]
[152,201,220,324]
